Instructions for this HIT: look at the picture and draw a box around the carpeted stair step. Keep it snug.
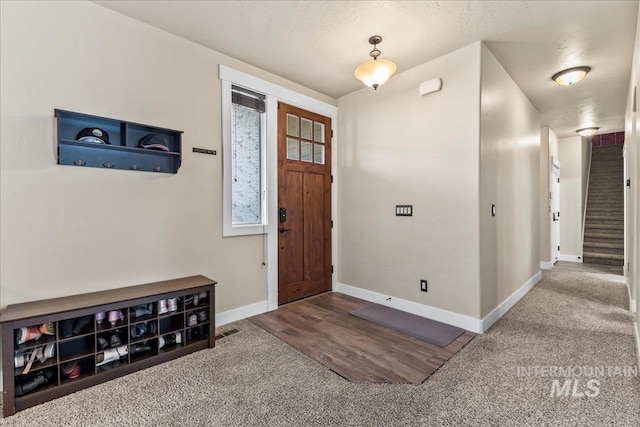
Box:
[583,252,624,266]
[584,223,624,231]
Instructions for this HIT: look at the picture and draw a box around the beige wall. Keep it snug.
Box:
[479,43,540,318]
[337,43,482,318]
[540,127,559,265]
[625,7,640,338]
[0,1,334,313]
[557,136,586,257]
[581,137,592,217]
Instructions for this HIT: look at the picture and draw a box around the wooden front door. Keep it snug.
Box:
[278,102,332,305]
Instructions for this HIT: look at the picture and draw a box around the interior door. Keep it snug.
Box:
[278,102,332,305]
[552,164,561,263]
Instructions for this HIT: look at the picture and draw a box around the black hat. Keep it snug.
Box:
[76,128,110,144]
[138,134,169,152]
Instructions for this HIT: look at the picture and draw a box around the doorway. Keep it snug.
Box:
[551,160,561,264]
[277,102,332,304]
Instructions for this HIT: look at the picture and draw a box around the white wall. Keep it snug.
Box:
[337,43,482,318]
[540,127,559,266]
[624,5,640,361]
[479,43,540,318]
[557,136,585,257]
[0,1,334,314]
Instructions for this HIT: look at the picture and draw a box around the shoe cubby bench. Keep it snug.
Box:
[0,275,216,417]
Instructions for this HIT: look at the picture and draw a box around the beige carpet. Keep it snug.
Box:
[1,262,639,426]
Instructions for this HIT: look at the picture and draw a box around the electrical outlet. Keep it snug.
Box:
[420,280,428,292]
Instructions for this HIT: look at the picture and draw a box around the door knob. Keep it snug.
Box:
[279,227,291,233]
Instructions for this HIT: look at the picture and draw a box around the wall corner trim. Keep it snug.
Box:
[480,271,542,333]
[634,322,640,369]
[335,283,482,333]
[540,261,554,270]
[216,300,268,327]
[557,254,583,263]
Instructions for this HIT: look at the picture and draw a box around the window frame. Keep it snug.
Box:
[222,80,267,236]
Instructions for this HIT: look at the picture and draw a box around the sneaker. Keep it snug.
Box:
[72,316,92,335]
[130,305,153,320]
[96,345,128,367]
[130,323,147,339]
[167,298,178,312]
[193,292,208,306]
[110,332,122,348]
[16,326,42,345]
[39,322,55,336]
[197,310,207,323]
[98,336,109,350]
[95,312,106,325]
[107,311,124,327]
[130,343,152,356]
[159,332,182,349]
[61,361,81,379]
[187,313,197,327]
[60,320,73,338]
[15,369,53,397]
[157,300,168,315]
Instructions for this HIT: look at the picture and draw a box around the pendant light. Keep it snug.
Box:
[354,36,397,90]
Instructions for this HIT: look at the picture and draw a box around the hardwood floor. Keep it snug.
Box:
[249,292,475,383]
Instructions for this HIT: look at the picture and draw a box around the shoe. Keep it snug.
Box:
[187,313,197,327]
[61,361,81,379]
[167,298,178,312]
[18,343,56,374]
[193,292,208,306]
[39,322,55,336]
[15,369,54,397]
[130,305,153,320]
[107,310,124,326]
[16,326,42,345]
[197,310,207,323]
[158,332,182,349]
[110,332,122,348]
[96,345,128,367]
[157,300,168,315]
[146,320,157,336]
[95,312,106,325]
[72,316,92,335]
[130,323,147,339]
[130,343,152,356]
[60,320,73,338]
[98,336,109,350]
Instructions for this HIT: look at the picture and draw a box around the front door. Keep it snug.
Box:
[277,102,332,305]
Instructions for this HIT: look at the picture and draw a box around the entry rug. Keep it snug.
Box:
[351,304,465,347]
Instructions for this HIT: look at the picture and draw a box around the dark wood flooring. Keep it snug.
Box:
[249,292,476,383]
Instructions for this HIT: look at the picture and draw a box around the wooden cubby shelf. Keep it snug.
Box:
[0,275,216,417]
[55,109,183,174]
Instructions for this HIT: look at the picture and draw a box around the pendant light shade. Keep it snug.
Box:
[354,36,397,90]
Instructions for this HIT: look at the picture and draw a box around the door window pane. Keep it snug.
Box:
[301,118,312,140]
[287,114,299,137]
[313,143,325,164]
[314,122,325,143]
[287,138,299,160]
[300,141,312,162]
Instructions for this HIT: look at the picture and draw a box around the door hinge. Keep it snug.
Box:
[331,220,334,228]
[558,246,560,251]
[331,175,334,184]
[557,178,560,183]
[557,212,560,218]
[331,265,334,274]
[331,129,334,138]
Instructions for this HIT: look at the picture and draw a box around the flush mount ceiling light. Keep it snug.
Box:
[552,66,591,85]
[354,35,397,90]
[576,127,600,136]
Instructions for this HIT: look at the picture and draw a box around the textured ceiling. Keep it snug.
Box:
[94,1,638,137]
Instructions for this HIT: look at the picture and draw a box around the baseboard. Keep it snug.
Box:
[540,261,554,270]
[335,282,482,333]
[480,271,542,333]
[215,300,268,327]
[631,299,637,313]
[558,254,583,263]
